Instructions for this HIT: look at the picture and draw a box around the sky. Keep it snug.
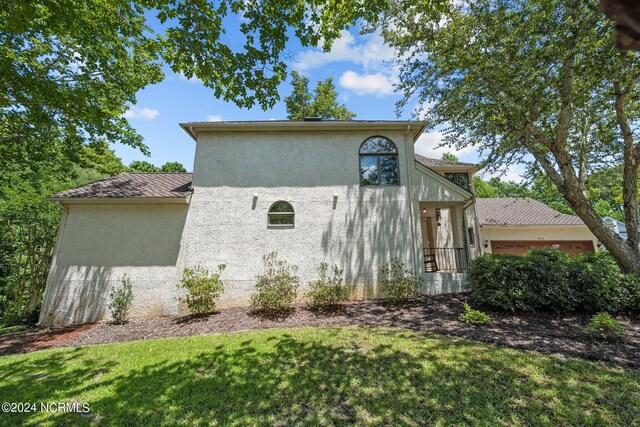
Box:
[117,21,524,182]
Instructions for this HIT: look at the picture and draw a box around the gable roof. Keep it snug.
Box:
[49,173,193,202]
[476,198,585,226]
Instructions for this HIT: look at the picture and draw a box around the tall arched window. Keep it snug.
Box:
[268,201,294,226]
[359,136,399,186]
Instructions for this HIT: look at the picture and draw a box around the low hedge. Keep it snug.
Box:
[468,250,640,313]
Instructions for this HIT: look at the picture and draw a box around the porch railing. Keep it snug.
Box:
[424,247,468,273]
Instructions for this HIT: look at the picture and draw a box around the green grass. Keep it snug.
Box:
[0,324,29,335]
[0,326,638,426]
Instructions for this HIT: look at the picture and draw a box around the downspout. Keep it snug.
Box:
[404,125,421,276]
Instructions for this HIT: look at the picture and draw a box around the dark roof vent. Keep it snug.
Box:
[302,117,322,122]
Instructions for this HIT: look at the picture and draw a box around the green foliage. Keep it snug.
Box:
[583,313,628,342]
[178,265,226,316]
[160,162,187,173]
[252,252,299,313]
[109,274,134,324]
[380,258,422,302]
[306,263,353,311]
[469,251,639,313]
[441,152,459,162]
[127,161,160,172]
[567,253,635,314]
[458,301,490,324]
[285,71,356,120]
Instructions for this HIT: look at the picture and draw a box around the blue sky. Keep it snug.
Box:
[117,24,524,181]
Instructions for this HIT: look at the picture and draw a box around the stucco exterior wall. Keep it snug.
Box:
[40,203,189,324]
[42,128,450,324]
[479,225,599,253]
[182,129,422,307]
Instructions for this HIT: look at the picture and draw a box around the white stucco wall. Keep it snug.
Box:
[479,225,599,253]
[40,203,189,324]
[182,129,422,307]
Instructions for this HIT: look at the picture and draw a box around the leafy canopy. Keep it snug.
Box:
[285,71,355,120]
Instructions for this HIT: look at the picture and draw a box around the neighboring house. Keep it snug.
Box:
[603,216,628,240]
[476,198,599,256]
[40,120,482,325]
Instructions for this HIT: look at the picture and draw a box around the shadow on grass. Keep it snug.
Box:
[0,328,637,425]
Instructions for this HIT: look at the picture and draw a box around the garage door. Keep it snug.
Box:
[491,240,595,256]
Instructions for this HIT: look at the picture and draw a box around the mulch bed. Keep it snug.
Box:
[1,294,638,368]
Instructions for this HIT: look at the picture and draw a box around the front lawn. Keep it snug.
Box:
[0,326,638,425]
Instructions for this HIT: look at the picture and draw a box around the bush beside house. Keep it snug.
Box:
[468,250,640,313]
[177,265,226,315]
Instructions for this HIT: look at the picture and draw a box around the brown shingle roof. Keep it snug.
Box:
[476,198,584,226]
[49,173,193,200]
[415,154,476,168]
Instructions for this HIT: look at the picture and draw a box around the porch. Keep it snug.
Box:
[418,201,476,274]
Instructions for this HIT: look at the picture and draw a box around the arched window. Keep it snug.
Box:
[359,136,399,186]
[268,201,294,226]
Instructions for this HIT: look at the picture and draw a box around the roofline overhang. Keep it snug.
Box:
[427,164,481,173]
[179,121,428,143]
[47,195,192,205]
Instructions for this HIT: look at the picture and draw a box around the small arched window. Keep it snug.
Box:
[359,136,399,186]
[268,201,294,227]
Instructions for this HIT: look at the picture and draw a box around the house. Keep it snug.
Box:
[603,216,628,240]
[39,120,483,325]
[475,198,599,255]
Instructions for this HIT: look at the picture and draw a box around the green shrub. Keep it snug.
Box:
[380,258,422,302]
[177,265,226,316]
[109,274,134,324]
[458,301,490,324]
[306,263,353,311]
[523,250,577,312]
[568,252,629,313]
[583,313,628,342]
[251,252,299,313]
[467,254,531,312]
[469,250,638,314]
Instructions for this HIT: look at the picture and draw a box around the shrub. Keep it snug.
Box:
[458,301,490,324]
[380,258,422,302]
[469,250,638,314]
[178,265,226,316]
[251,252,299,313]
[568,252,632,313]
[109,274,134,324]
[583,313,628,342]
[467,254,532,312]
[306,263,353,311]
[523,250,577,312]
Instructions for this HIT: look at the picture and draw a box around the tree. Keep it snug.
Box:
[160,162,187,173]
[127,161,160,173]
[385,0,640,273]
[285,71,356,120]
[441,152,459,162]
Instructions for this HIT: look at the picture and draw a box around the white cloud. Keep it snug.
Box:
[414,131,477,159]
[206,115,222,122]
[124,107,159,120]
[293,30,395,72]
[178,72,203,84]
[339,71,396,96]
[483,164,526,183]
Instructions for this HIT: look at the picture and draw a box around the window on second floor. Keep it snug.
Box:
[359,136,399,186]
[268,201,294,227]
[444,172,470,191]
